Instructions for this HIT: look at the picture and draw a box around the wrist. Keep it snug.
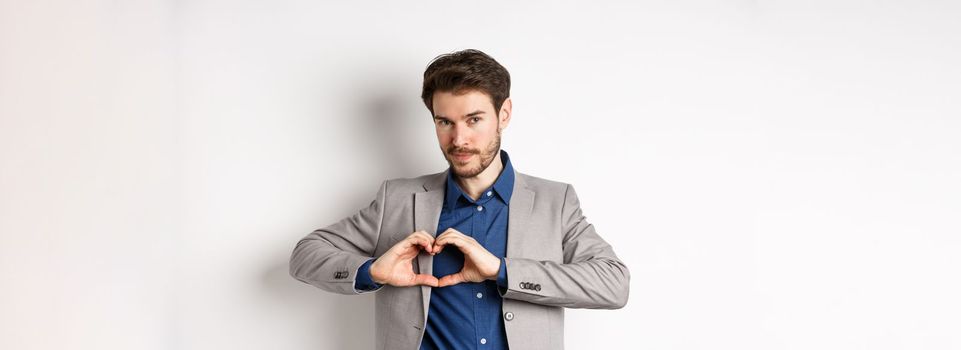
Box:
[369,258,386,284]
[485,256,503,281]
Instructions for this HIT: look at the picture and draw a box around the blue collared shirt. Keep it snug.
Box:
[356,150,514,350]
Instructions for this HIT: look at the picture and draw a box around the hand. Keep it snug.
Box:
[432,228,502,287]
[369,231,439,287]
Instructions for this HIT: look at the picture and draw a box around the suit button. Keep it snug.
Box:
[504,312,514,321]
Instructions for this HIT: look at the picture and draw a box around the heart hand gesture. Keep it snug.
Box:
[431,228,502,287]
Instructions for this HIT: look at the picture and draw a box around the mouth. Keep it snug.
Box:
[451,152,475,162]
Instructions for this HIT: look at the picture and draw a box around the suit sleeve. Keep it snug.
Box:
[289,180,387,295]
[499,184,630,309]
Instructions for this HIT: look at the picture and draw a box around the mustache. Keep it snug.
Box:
[447,146,479,155]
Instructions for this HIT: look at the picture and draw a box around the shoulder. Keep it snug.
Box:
[380,171,446,195]
[516,171,572,199]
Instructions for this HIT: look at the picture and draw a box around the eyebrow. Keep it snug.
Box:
[433,110,486,121]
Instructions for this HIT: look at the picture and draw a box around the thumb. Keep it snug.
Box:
[413,274,439,287]
[437,272,465,288]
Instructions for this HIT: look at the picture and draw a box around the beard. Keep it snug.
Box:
[444,128,501,179]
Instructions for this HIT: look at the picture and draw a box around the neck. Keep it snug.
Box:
[454,151,504,201]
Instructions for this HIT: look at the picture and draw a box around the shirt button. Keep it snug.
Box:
[504,312,514,321]
[486,191,492,196]
[476,292,483,299]
[480,338,487,345]
[476,205,483,211]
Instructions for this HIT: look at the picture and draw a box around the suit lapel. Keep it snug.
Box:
[414,171,446,321]
[507,171,535,261]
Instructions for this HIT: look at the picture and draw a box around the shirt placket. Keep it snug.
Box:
[472,190,493,348]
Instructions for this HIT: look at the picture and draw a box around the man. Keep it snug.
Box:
[289,49,629,350]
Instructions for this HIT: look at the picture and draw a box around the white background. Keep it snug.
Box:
[2,0,959,349]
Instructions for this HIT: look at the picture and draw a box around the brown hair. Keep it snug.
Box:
[421,49,511,116]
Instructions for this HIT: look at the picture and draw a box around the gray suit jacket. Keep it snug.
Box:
[289,169,630,350]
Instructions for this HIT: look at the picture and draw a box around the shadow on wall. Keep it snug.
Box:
[363,92,428,179]
[348,64,436,180]
[261,262,376,349]
[260,66,430,349]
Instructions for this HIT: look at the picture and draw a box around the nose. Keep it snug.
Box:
[451,123,470,147]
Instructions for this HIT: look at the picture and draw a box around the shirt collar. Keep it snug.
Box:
[444,149,515,209]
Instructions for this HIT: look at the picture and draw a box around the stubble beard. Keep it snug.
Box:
[446,128,501,179]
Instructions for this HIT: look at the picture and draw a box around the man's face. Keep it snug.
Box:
[431,90,510,178]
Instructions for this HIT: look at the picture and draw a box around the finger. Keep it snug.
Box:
[411,231,436,253]
[437,272,465,287]
[403,235,433,254]
[431,234,447,254]
[431,235,462,255]
[407,230,434,243]
[417,231,435,244]
[412,230,434,241]
[405,234,430,248]
[413,274,439,287]
[431,236,458,255]
[435,228,464,240]
[435,231,469,245]
[433,231,449,243]
[407,230,433,244]
[434,235,470,252]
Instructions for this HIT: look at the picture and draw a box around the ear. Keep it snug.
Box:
[498,97,512,131]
